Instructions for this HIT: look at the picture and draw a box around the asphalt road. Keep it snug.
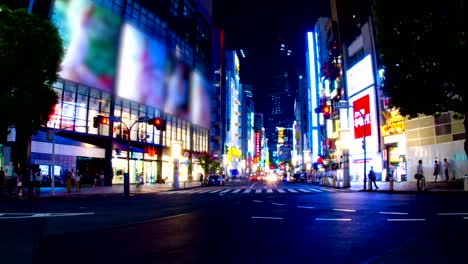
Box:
[1,181,468,264]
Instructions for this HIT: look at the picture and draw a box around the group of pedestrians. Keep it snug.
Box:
[414,158,451,191]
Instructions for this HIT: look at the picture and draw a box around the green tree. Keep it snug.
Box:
[371,1,467,155]
[194,151,221,176]
[0,6,63,168]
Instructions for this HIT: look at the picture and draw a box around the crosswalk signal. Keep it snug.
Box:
[322,105,331,119]
[148,117,166,131]
[93,115,109,128]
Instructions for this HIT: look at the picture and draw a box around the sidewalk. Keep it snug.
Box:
[347,179,466,193]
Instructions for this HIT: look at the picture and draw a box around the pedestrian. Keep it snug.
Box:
[16,172,23,196]
[199,173,204,186]
[75,170,81,192]
[34,170,42,195]
[433,159,440,182]
[415,160,425,191]
[65,170,72,193]
[99,170,105,186]
[443,158,450,182]
[368,166,379,190]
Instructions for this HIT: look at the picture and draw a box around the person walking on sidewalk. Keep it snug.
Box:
[368,166,379,190]
[433,159,440,182]
[65,170,72,193]
[443,158,450,182]
[34,170,42,196]
[75,170,81,192]
[415,160,425,191]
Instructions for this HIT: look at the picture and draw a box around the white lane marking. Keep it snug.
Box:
[298,189,311,193]
[252,200,263,203]
[251,216,283,220]
[297,206,315,209]
[316,218,351,221]
[287,189,298,193]
[0,212,95,220]
[276,189,286,193]
[209,189,221,193]
[307,188,322,192]
[231,189,242,193]
[0,214,4,216]
[255,189,262,193]
[266,189,273,193]
[464,217,468,220]
[379,212,409,215]
[198,189,212,193]
[437,213,468,216]
[220,189,232,193]
[242,189,252,194]
[272,203,284,206]
[387,219,425,222]
[333,209,356,212]
[249,183,257,189]
[321,188,336,192]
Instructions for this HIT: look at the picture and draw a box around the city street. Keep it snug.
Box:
[1,181,468,264]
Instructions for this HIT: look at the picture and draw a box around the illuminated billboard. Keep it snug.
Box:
[189,70,211,128]
[116,23,167,109]
[346,54,374,98]
[51,0,122,92]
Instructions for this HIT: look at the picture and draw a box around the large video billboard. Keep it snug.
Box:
[116,23,167,109]
[51,0,122,92]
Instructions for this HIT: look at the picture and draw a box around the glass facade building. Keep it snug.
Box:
[26,0,213,186]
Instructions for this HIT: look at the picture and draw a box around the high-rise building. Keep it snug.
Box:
[2,0,215,187]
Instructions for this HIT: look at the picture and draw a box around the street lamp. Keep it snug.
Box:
[222,154,228,177]
[171,140,182,190]
[115,116,149,196]
[334,101,368,190]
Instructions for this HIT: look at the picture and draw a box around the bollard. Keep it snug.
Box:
[389,177,394,191]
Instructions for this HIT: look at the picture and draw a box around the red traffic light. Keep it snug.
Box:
[322,105,331,114]
[100,116,109,125]
[93,115,109,128]
[148,117,166,131]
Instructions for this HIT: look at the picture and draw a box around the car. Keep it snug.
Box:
[248,174,263,182]
[207,174,226,186]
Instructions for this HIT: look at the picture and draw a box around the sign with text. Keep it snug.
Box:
[353,94,372,139]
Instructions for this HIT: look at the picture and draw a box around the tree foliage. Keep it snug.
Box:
[194,151,221,175]
[371,0,467,154]
[0,6,63,142]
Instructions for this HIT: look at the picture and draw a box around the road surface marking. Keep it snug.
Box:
[297,206,315,209]
[220,189,232,193]
[251,216,283,220]
[0,214,4,216]
[266,189,273,193]
[379,212,408,215]
[0,212,95,219]
[437,213,468,216]
[198,189,212,193]
[276,189,286,193]
[252,200,263,203]
[209,189,221,193]
[387,219,425,221]
[333,209,356,212]
[307,188,322,192]
[231,189,242,193]
[464,217,468,220]
[316,218,351,221]
[321,188,336,192]
[249,183,257,189]
[255,189,262,193]
[298,189,311,193]
[272,203,284,206]
[242,189,252,194]
[287,189,298,193]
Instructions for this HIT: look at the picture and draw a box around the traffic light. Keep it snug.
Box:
[148,117,166,131]
[93,115,109,128]
[321,105,331,119]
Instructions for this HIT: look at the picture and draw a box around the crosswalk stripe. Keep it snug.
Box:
[287,189,298,193]
[255,189,262,193]
[307,188,322,192]
[198,189,212,193]
[298,189,311,193]
[220,189,232,194]
[231,189,242,193]
[209,189,221,193]
[276,189,286,193]
[320,188,336,192]
[242,189,253,194]
[266,189,273,193]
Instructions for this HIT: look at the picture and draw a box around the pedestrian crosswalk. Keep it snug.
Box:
[159,187,347,195]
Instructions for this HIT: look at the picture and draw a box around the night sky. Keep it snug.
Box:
[212,0,330,113]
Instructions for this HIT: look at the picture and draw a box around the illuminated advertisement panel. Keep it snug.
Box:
[51,0,122,92]
[346,55,374,98]
[352,94,372,139]
[116,23,167,109]
[189,70,211,128]
[255,132,260,157]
